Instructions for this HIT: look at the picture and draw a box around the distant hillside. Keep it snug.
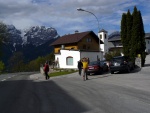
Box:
[1,25,59,66]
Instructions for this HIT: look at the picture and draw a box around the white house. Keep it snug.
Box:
[98,29,109,55]
[145,33,150,53]
[107,31,150,54]
[51,31,104,69]
[55,50,102,69]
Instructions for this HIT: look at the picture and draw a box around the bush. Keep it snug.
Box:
[104,51,121,61]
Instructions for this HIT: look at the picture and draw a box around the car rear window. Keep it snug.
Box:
[100,61,104,66]
[112,57,124,62]
[89,61,99,65]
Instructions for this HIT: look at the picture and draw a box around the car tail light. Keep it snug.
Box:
[124,61,127,64]
[109,62,111,65]
[88,66,92,69]
[109,62,113,66]
[94,65,100,69]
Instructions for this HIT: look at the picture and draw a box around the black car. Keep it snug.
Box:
[87,60,109,75]
[100,60,109,72]
[109,56,134,74]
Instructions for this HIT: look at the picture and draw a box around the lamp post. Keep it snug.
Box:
[77,8,100,32]
[77,8,101,58]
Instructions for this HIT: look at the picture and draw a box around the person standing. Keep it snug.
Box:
[77,60,83,76]
[44,61,50,80]
[82,58,89,81]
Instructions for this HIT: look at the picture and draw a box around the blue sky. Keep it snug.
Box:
[0,0,150,36]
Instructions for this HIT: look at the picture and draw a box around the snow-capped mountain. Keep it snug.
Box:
[7,25,22,44]
[6,25,59,46]
[2,25,59,66]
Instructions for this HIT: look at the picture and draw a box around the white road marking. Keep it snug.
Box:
[1,79,6,81]
[0,75,17,82]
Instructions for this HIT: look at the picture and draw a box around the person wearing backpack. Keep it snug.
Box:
[44,61,50,80]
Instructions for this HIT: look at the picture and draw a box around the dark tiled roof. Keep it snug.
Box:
[108,36,121,42]
[99,29,108,33]
[108,31,120,39]
[108,31,150,41]
[145,33,150,39]
[108,31,121,42]
[51,31,103,45]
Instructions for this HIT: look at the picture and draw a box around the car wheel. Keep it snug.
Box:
[111,71,114,74]
[127,66,130,73]
[131,65,135,70]
[106,66,109,72]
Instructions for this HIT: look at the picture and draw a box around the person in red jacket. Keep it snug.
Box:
[44,61,49,80]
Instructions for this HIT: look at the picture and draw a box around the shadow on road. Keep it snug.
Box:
[144,64,150,67]
[87,67,142,80]
[0,80,89,113]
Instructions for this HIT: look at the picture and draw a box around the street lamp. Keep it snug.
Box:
[77,8,101,58]
[77,8,100,32]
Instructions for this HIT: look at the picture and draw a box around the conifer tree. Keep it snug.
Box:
[121,6,146,66]
[130,6,146,66]
[126,10,132,57]
[138,11,146,66]
[121,13,127,55]
[130,6,139,60]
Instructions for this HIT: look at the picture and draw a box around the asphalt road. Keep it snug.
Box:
[0,55,150,113]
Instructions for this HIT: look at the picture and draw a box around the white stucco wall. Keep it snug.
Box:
[98,31,108,55]
[55,50,103,69]
[145,39,150,53]
[80,51,103,61]
[108,42,114,49]
[55,50,80,69]
[99,32,104,52]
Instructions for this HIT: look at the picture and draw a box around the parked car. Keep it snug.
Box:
[87,60,109,75]
[109,56,134,74]
[100,60,109,72]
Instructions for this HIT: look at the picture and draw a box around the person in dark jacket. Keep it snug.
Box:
[77,60,83,76]
[44,61,50,80]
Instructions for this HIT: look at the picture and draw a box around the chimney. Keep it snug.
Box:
[75,30,79,33]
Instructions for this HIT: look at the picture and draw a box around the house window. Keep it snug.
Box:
[100,34,102,39]
[66,56,73,65]
[87,46,90,50]
[83,45,86,49]
[86,38,92,42]
[105,34,107,39]
[61,45,65,49]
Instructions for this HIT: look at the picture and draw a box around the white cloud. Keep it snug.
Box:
[0,0,150,35]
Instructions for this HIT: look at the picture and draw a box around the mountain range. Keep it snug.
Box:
[1,25,59,65]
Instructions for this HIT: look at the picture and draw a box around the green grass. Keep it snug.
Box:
[49,70,77,77]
